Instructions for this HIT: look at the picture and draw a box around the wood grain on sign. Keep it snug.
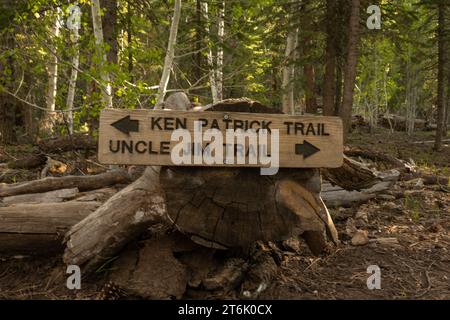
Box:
[98,109,343,168]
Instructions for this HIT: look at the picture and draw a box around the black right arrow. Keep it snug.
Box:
[295,140,320,159]
[110,115,139,135]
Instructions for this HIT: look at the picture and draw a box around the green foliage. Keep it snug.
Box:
[1,0,449,138]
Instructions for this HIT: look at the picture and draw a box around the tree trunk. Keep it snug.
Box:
[91,0,113,108]
[435,4,446,151]
[66,21,80,134]
[102,0,118,65]
[0,0,16,144]
[304,61,317,114]
[156,0,182,107]
[2,188,78,205]
[0,201,101,254]
[202,1,219,103]
[127,1,133,77]
[322,0,336,116]
[41,10,61,134]
[195,0,202,82]
[282,23,298,114]
[0,169,131,197]
[216,0,225,100]
[340,0,361,138]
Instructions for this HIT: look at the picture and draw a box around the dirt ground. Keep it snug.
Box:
[0,128,449,300]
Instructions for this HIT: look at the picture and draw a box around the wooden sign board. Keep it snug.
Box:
[98,109,343,168]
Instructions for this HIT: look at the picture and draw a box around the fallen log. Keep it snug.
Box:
[381,114,427,131]
[0,201,101,254]
[1,188,78,205]
[344,146,405,169]
[322,155,379,191]
[63,166,166,272]
[401,172,449,186]
[321,180,394,207]
[7,153,47,169]
[0,169,131,197]
[37,133,97,153]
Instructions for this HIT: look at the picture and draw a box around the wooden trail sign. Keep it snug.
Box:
[98,109,343,168]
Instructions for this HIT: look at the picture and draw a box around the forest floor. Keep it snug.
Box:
[0,127,449,300]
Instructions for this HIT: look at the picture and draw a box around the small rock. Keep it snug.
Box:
[282,237,301,253]
[345,218,358,237]
[355,211,369,223]
[351,230,369,246]
[203,258,248,291]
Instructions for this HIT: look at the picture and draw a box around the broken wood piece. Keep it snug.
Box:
[321,180,394,207]
[0,201,101,254]
[107,237,188,299]
[63,166,166,272]
[1,188,78,205]
[344,146,406,170]
[0,169,131,197]
[74,187,117,202]
[322,155,380,191]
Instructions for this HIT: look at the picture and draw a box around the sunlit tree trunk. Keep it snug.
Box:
[44,10,61,132]
[201,1,219,103]
[194,0,202,82]
[91,0,113,108]
[282,24,298,114]
[216,0,225,100]
[155,0,182,107]
[66,24,80,134]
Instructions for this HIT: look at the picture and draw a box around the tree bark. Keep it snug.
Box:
[435,3,446,151]
[91,0,113,108]
[0,1,16,144]
[63,167,166,272]
[202,1,219,103]
[282,22,298,114]
[304,61,317,113]
[2,188,78,205]
[102,0,118,65]
[340,0,361,138]
[45,10,61,116]
[0,169,131,197]
[216,0,225,100]
[156,0,182,107]
[66,17,80,134]
[195,0,202,82]
[322,0,336,116]
[0,201,101,254]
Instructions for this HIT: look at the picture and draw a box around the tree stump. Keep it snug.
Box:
[64,98,338,272]
[161,99,338,251]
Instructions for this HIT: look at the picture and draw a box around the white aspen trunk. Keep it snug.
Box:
[66,27,80,134]
[216,0,225,101]
[201,1,219,104]
[282,26,298,114]
[155,0,182,107]
[46,10,61,120]
[91,0,113,108]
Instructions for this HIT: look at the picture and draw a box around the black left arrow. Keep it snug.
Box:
[110,115,139,134]
[295,140,320,159]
